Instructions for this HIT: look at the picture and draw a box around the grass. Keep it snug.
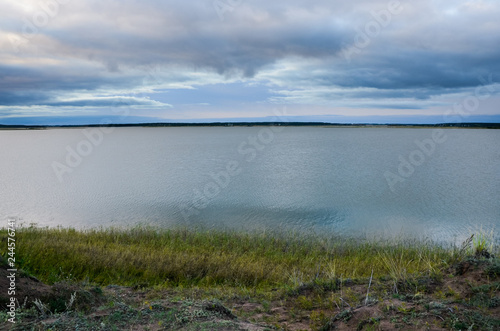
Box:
[1,225,499,330]
[471,227,495,257]
[1,225,457,290]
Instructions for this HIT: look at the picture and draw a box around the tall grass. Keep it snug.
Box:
[0,226,457,289]
[471,228,495,257]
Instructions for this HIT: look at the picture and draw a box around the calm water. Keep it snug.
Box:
[1,127,499,243]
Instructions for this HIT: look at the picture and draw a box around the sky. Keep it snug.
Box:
[1,0,499,125]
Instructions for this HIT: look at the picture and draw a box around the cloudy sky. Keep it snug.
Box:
[1,0,499,125]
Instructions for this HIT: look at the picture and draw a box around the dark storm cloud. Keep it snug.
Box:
[40,10,348,77]
[329,50,500,90]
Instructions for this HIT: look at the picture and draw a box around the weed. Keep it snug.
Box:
[310,310,329,330]
[65,291,77,311]
[469,282,500,308]
[296,296,314,310]
[357,317,381,331]
[320,308,353,331]
[33,298,51,317]
[202,300,236,319]
[486,259,500,277]
[444,310,500,330]
[471,228,494,258]
[379,249,412,291]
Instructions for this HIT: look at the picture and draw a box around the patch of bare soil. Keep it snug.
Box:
[2,256,499,330]
[0,264,52,309]
[0,263,268,330]
[317,257,500,330]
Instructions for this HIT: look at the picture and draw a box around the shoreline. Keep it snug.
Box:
[1,122,500,130]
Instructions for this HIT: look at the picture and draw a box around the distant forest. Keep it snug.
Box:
[1,122,500,129]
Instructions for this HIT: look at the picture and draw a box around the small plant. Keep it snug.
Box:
[296,296,314,310]
[486,259,500,277]
[310,310,329,330]
[288,269,305,287]
[358,317,381,330]
[336,308,353,322]
[65,291,77,311]
[379,250,412,291]
[261,300,271,312]
[456,234,474,262]
[33,298,51,317]
[471,228,494,258]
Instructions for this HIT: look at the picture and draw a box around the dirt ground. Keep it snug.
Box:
[1,256,499,330]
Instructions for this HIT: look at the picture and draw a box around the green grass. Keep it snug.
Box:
[471,227,495,257]
[0,225,461,290]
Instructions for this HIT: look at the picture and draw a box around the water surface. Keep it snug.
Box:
[1,127,498,243]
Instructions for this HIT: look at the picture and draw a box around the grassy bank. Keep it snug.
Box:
[2,226,459,289]
[1,226,499,330]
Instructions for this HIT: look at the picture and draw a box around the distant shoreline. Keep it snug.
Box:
[1,122,500,130]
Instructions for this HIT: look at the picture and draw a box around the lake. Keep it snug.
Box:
[1,127,499,243]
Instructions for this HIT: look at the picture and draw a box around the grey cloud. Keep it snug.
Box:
[46,97,171,108]
[1,0,499,114]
